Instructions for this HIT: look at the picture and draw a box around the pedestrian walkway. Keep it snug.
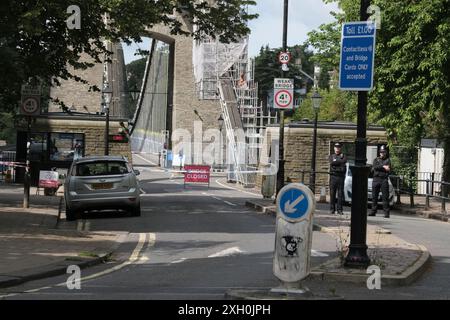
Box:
[0,182,125,288]
[243,197,430,287]
[395,194,449,222]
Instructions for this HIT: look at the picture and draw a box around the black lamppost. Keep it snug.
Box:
[310,91,322,194]
[344,0,372,268]
[103,84,113,156]
[218,114,224,169]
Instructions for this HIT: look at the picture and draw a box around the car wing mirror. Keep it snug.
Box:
[133,169,140,176]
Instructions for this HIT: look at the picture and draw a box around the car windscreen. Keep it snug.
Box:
[75,161,130,176]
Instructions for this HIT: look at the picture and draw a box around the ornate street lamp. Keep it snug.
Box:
[309,90,322,194]
[102,84,113,156]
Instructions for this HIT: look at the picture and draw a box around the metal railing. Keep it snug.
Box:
[0,151,16,182]
[390,175,449,214]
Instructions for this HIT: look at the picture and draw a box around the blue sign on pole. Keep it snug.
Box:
[339,21,376,91]
[278,188,310,221]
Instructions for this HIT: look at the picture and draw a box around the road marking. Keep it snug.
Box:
[208,247,244,258]
[202,192,237,207]
[67,232,149,283]
[0,233,152,298]
[214,179,260,197]
[140,188,146,194]
[77,220,90,232]
[136,233,156,264]
[134,153,158,166]
[311,250,329,257]
[170,258,187,264]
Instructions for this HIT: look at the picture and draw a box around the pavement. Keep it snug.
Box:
[0,182,126,288]
[242,196,431,289]
[205,178,443,299]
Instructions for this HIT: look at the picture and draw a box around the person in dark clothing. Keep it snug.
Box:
[329,142,347,214]
[369,145,391,218]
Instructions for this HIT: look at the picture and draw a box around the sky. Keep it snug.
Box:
[122,0,339,64]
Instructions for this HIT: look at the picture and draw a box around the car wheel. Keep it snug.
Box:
[66,206,78,221]
[131,205,141,217]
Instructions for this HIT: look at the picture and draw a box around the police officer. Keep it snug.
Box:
[369,145,391,218]
[329,142,347,214]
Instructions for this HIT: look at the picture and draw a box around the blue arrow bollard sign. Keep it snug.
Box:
[339,21,376,91]
[276,183,314,222]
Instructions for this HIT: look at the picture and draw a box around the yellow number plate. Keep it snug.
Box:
[92,183,113,190]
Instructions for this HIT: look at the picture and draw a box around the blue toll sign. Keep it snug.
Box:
[339,21,376,91]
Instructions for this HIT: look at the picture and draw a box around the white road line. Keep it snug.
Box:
[67,232,149,283]
[311,250,329,257]
[140,188,146,194]
[0,233,152,298]
[208,247,244,258]
[134,153,158,166]
[214,179,260,197]
[170,258,187,264]
[202,192,237,207]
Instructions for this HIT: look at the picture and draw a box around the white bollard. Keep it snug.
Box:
[272,183,315,294]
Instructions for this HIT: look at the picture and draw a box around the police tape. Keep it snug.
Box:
[0,161,28,168]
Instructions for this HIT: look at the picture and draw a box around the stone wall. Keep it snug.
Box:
[257,124,387,194]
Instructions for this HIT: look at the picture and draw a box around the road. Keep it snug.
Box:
[0,153,337,300]
[1,153,449,300]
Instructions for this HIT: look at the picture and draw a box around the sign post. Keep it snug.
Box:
[20,84,41,208]
[272,183,315,294]
[338,16,376,268]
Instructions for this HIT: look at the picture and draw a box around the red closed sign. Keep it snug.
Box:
[184,165,210,185]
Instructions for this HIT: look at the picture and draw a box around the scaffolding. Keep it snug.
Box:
[193,37,264,187]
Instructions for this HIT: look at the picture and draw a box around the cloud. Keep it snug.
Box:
[248,0,339,57]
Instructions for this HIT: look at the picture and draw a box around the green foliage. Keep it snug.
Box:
[0,0,258,113]
[292,88,357,122]
[0,112,16,145]
[307,0,450,185]
[254,44,315,104]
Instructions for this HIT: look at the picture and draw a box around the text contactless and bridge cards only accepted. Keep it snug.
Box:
[339,21,376,91]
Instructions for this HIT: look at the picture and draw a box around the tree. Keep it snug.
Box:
[292,88,357,122]
[0,0,258,114]
[305,0,450,194]
[254,44,315,111]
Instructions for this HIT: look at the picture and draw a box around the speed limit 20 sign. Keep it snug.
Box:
[273,78,294,109]
[278,51,291,64]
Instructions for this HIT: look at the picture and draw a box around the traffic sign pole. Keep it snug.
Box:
[272,183,315,294]
[276,0,289,199]
[23,116,31,208]
[344,0,372,268]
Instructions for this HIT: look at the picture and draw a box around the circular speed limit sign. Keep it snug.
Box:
[278,52,291,64]
[274,90,293,108]
[21,97,39,115]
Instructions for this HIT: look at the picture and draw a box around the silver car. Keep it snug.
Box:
[64,156,141,220]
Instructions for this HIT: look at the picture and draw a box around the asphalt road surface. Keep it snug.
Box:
[1,153,449,300]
